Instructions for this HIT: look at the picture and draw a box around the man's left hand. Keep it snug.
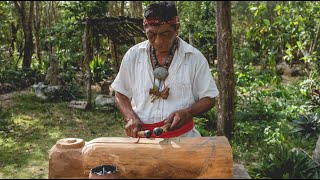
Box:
[163,108,192,131]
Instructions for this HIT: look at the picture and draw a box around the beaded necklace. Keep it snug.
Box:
[149,38,179,102]
[150,38,179,80]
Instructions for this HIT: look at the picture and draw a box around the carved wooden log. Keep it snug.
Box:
[48,136,233,179]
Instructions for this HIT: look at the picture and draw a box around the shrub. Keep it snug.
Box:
[44,83,83,101]
[251,144,320,179]
[290,113,320,139]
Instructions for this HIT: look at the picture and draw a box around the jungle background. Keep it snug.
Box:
[0,1,320,179]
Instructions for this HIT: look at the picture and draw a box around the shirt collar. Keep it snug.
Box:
[138,37,193,54]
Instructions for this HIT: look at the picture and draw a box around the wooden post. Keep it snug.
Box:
[216,1,235,140]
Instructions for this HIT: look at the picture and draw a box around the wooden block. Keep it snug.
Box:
[69,100,88,110]
[48,136,233,179]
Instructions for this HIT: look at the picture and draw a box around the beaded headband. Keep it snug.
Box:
[143,16,179,26]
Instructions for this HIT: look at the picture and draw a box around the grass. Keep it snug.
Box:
[0,92,126,179]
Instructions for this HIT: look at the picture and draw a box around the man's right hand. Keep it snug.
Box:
[124,118,143,138]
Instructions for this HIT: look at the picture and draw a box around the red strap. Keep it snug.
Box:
[142,119,194,138]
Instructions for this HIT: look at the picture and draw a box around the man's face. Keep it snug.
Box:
[144,24,179,53]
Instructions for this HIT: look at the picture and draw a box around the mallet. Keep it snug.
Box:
[153,123,171,137]
[136,129,152,143]
[137,130,152,138]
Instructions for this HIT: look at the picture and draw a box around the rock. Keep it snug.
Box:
[32,82,48,100]
[44,85,62,95]
[233,164,251,179]
[313,135,320,163]
[95,94,115,106]
[276,62,291,76]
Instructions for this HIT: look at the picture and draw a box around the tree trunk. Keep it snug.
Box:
[45,46,59,85]
[188,24,194,46]
[109,1,115,17]
[120,1,124,16]
[310,24,320,54]
[10,22,18,58]
[14,1,34,69]
[130,1,137,18]
[109,1,119,71]
[34,1,42,65]
[45,1,59,85]
[137,1,142,18]
[216,1,235,140]
[114,1,119,16]
[83,21,93,109]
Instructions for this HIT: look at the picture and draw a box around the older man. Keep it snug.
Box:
[111,1,219,138]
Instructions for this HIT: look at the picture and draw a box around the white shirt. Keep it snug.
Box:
[111,38,219,137]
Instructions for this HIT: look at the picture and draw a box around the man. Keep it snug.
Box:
[111,1,219,138]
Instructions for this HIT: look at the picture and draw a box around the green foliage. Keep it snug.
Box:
[251,144,320,179]
[291,113,320,139]
[311,89,320,107]
[43,84,83,102]
[194,107,217,137]
[178,1,216,59]
[89,55,115,83]
[194,117,212,137]
[247,1,320,72]
[0,68,44,89]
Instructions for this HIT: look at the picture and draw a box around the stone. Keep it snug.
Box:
[69,101,89,110]
[44,85,62,95]
[32,82,48,100]
[95,94,115,106]
[276,62,291,76]
[233,164,251,179]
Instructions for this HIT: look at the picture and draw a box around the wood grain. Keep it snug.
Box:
[49,136,233,179]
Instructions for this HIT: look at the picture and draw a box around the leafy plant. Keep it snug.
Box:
[251,144,320,179]
[290,113,320,139]
[194,117,213,137]
[89,55,114,83]
[311,89,320,106]
[43,84,83,101]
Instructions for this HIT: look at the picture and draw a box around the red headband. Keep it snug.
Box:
[143,16,179,25]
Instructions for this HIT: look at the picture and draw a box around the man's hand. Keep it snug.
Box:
[125,118,143,138]
[164,108,193,131]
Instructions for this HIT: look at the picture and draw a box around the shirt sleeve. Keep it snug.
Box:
[110,50,133,98]
[192,53,219,101]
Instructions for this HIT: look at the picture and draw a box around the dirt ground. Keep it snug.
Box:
[0,87,32,108]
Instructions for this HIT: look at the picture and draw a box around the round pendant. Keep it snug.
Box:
[153,67,169,80]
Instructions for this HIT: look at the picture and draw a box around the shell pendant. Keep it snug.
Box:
[153,67,169,80]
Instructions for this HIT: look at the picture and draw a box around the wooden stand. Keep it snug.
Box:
[49,136,233,179]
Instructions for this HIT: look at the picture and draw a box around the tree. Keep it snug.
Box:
[13,1,34,69]
[216,1,235,140]
[45,1,60,85]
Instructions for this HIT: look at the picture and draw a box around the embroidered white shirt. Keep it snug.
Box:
[111,38,219,137]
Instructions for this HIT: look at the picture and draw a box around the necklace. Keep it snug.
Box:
[150,38,178,80]
[149,38,179,102]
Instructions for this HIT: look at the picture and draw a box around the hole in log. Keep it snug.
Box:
[91,165,118,175]
[67,139,77,143]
